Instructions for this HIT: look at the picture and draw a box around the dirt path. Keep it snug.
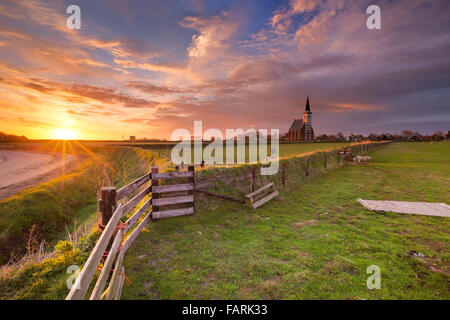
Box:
[0,150,77,200]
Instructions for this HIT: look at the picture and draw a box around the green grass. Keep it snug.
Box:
[122,142,449,299]
[142,142,350,161]
[277,142,350,157]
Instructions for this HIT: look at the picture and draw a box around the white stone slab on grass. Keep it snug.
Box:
[357,199,450,218]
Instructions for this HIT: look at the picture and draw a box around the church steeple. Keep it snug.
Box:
[305,96,311,113]
[287,96,314,142]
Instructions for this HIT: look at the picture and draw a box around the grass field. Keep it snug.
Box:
[122,142,449,299]
[136,142,350,161]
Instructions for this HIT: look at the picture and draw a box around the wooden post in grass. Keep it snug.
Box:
[306,158,310,177]
[100,187,116,231]
[99,186,116,260]
[251,166,256,192]
[324,155,327,170]
[188,165,195,214]
[281,163,286,187]
[151,167,159,213]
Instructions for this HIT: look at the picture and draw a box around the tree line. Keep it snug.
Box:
[314,130,449,142]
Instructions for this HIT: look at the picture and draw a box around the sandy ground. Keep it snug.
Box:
[0,150,77,200]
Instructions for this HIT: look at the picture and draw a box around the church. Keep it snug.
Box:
[285,97,314,141]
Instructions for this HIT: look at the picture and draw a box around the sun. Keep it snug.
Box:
[53,128,78,140]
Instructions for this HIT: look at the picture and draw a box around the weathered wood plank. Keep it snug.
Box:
[122,185,151,214]
[188,165,195,215]
[151,167,159,213]
[153,171,193,180]
[252,190,279,209]
[252,186,276,203]
[152,207,194,220]
[116,173,150,200]
[124,198,151,233]
[152,195,194,207]
[246,183,274,199]
[66,204,123,300]
[122,213,152,253]
[113,266,125,300]
[105,249,125,300]
[152,183,193,193]
[89,229,123,300]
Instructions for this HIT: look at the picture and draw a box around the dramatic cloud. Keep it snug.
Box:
[0,0,449,139]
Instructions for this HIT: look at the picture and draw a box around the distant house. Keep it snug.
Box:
[354,135,363,142]
[379,133,393,140]
[129,136,136,141]
[407,134,422,142]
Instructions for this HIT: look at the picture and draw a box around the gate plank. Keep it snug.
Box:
[153,171,193,180]
[152,183,193,193]
[252,190,279,209]
[246,183,274,199]
[152,207,194,220]
[152,195,194,207]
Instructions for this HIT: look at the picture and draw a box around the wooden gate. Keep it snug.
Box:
[151,165,195,220]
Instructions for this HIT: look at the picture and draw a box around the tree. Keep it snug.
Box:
[401,130,413,137]
[432,131,444,141]
[315,134,328,142]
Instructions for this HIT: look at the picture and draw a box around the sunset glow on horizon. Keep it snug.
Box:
[52,128,79,140]
[0,0,449,140]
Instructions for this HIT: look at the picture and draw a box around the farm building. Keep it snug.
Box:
[407,134,423,141]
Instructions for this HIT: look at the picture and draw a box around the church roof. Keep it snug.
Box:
[305,96,311,112]
[289,119,302,131]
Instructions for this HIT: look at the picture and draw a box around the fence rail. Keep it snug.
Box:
[66,166,195,300]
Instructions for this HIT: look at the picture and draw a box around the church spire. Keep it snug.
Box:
[305,96,311,112]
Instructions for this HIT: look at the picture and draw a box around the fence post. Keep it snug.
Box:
[99,186,116,260]
[188,165,195,214]
[151,167,159,213]
[306,158,310,177]
[100,186,116,231]
[281,163,286,187]
[324,155,327,170]
[251,167,256,192]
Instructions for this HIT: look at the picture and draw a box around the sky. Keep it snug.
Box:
[0,0,449,140]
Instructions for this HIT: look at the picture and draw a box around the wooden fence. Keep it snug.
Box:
[195,141,391,198]
[66,141,389,300]
[66,166,195,300]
